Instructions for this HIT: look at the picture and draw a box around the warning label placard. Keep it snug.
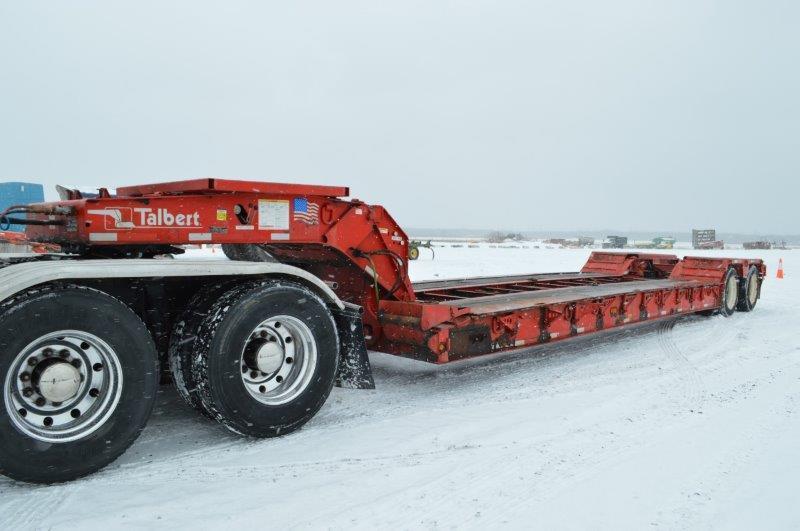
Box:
[258,199,290,230]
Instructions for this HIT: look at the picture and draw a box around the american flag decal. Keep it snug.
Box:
[293,197,319,225]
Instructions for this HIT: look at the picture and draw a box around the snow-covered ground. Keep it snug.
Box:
[1,247,797,529]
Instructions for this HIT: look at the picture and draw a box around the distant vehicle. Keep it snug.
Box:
[408,240,434,260]
[697,240,725,250]
[603,235,628,249]
[653,236,676,249]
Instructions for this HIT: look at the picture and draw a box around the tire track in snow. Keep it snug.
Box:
[657,319,708,414]
[0,484,79,529]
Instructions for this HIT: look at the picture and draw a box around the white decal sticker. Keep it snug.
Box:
[88,207,201,229]
[89,233,118,242]
[259,200,289,230]
[271,233,290,240]
[87,208,135,230]
[188,233,212,241]
[133,208,200,227]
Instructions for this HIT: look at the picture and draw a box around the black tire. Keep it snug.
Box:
[221,244,243,261]
[0,285,158,484]
[719,267,739,317]
[191,280,339,437]
[222,244,274,262]
[737,265,760,312]
[168,280,248,418]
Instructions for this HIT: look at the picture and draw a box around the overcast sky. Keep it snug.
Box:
[1,1,797,233]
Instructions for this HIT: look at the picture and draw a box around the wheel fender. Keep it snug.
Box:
[0,259,345,309]
[330,303,375,390]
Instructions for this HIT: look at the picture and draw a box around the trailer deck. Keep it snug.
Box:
[378,253,764,363]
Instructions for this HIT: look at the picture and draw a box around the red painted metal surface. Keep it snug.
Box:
[116,178,349,198]
[21,179,766,364]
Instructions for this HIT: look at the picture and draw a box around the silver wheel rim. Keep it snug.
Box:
[747,274,759,304]
[725,274,738,310]
[3,330,123,443]
[240,315,317,405]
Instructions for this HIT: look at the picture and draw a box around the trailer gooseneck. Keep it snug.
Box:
[0,179,765,483]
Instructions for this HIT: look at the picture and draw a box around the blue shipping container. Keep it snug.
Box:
[0,182,45,232]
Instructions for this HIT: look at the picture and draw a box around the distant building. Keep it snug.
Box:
[0,182,45,232]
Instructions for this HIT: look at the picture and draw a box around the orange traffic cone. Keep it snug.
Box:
[776,259,784,279]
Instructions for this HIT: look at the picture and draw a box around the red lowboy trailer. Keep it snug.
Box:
[0,179,764,483]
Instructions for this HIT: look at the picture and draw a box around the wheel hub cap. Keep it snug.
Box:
[4,330,124,443]
[38,362,81,402]
[255,342,284,374]
[240,316,318,406]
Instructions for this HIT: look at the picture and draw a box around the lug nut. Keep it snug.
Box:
[35,397,46,407]
[22,387,34,397]
[27,357,38,366]
[259,331,269,338]
[250,370,259,379]
[71,358,82,368]
[19,372,30,382]
[42,348,54,357]
[59,349,70,359]
[241,365,248,373]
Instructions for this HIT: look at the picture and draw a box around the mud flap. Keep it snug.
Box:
[330,303,375,389]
